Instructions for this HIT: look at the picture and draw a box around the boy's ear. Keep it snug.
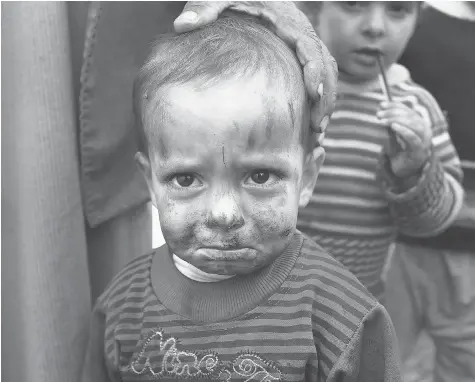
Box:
[135,152,158,208]
[299,146,325,207]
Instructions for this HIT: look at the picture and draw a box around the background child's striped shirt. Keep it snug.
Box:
[297,65,464,299]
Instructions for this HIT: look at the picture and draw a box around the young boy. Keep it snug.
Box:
[297,2,464,301]
[81,17,402,382]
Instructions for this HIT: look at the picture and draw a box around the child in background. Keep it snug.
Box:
[385,1,475,381]
[81,17,402,382]
[297,2,464,301]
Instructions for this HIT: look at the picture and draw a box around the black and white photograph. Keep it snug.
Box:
[2,1,475,381]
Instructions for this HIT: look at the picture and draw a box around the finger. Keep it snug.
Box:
[253,2,326,101]
[390,122,423,148]
[233,1,339,133]
[174,1,232,33]
[223,1,328,104]
[313,44,338,127]
[380,114,428,142]
[377,105,413,121]
[323,44,339,112]
[386,133,401,157]
[379,101,414,112]
[298,33,338,133]
[311,104,329,137]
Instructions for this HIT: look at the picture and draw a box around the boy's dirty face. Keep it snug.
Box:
[315,2,418,82]
[137,74,322,275]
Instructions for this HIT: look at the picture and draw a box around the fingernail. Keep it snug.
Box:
[316,133,325,146]
[376,111,383,118]
[319,115,329,132]
[177,11,198,24]
[380,101,388,108]
[317,83,323,98]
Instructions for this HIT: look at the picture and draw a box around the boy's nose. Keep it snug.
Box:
[362,7,386,38]
[206,191,245,230]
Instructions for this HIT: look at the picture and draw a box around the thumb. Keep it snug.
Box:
[174,1,232,33]
[386,128,401,157]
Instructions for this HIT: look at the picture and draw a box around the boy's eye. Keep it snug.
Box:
[246,170,281,187]
[171,173,200,188]
[341,2,366,11]
[251,171,270,184]
[387,2,414,16]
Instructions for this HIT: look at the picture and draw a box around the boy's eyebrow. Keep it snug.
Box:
[156,152,295,171]
[154,157,204,171]
[237,153,295,169]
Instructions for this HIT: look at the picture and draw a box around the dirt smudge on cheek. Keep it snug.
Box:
[251,193,294,241]
[280,228,293,238]
[160,199,200,251]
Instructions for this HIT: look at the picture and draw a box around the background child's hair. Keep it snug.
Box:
[133,17,314,155]
[297,1,424,27]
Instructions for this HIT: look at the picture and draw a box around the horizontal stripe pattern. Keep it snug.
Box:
[298,79,463,290]
[95,237,381,382]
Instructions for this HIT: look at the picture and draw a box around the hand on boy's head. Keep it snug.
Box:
[174,1,338,137]
[377,101,432,178]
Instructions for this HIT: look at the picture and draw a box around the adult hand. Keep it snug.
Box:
[174,1,338,138]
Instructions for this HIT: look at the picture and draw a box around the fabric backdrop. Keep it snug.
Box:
[2,2,183,381]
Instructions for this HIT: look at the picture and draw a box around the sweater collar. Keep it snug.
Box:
[172,253,235,282]
[151,232,304,323]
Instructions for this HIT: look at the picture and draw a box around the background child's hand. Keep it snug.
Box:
[377,101,432,178]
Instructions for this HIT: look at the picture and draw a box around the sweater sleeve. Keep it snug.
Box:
[81,301,119,382]
[326,304,402,382]
[379,85,464,237]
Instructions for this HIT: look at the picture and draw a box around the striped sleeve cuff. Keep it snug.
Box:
[379,149,447,231]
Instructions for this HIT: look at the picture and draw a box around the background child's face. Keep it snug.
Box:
[315,2,418,82]
[137,74,322,275]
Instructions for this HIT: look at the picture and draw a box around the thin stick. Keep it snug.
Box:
[377,54,400,149]
[377,54,392,102]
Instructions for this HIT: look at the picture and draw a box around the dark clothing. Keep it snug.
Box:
[399,5,475,251]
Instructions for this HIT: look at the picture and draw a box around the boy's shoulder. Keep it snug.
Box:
[97,250,155,307]
[295,232,379,311]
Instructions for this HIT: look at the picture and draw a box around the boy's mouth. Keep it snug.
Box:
[197,247,257,261]
[355,48,382,56]
[353,48,382,66]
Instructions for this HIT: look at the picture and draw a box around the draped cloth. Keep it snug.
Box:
[2,2,182,381]
[2,3,91,381]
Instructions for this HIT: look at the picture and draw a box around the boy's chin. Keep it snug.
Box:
[340,66,380,83]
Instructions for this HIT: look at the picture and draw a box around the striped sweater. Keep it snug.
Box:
[297,64,464,298]
[81,232,401,382]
